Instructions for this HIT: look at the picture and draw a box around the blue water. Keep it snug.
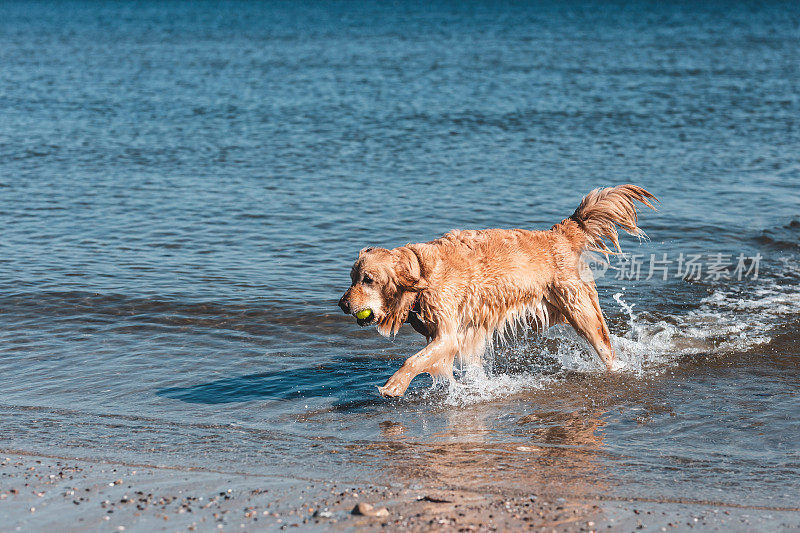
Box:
[1,0,799,512]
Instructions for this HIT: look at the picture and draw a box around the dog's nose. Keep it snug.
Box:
[338,296,351,314]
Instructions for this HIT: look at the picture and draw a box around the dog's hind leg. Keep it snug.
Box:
[378,336,457,397]
[551,284,616,369]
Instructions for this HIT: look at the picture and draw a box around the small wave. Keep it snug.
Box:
[755,220,800,250]
[0,290,349,330]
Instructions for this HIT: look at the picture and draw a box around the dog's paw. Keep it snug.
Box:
[378,384,404,398]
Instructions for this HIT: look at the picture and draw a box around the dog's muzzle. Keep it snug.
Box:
[338,295,351,314]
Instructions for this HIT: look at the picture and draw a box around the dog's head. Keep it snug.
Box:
[338,246,425,337]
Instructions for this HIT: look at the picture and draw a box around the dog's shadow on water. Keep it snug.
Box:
[157,356,399,407]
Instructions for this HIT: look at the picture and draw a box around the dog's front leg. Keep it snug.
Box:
[378,337,455,398]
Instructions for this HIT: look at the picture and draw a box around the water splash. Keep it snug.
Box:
[442,365,553,406]
[613,290,636,330]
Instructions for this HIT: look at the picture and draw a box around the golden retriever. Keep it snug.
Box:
[338,184,657,397]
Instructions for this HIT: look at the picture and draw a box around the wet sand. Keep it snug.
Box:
[3,450,799,532]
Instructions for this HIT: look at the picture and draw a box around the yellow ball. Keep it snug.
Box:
[356,309,372,320]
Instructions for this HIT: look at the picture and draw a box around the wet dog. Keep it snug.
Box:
[338,185,657,397]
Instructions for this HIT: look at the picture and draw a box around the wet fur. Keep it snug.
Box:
[339,185,657,397]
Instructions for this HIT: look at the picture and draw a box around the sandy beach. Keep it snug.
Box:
[3,450,799,532]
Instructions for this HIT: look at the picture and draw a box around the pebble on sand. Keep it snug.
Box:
[352,502,389,517]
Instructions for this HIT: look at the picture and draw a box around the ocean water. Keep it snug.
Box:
[1,0,799,512]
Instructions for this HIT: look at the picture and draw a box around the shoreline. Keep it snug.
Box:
[3,450,799,532]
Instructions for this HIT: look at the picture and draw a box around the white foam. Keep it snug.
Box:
[444,365,553,406]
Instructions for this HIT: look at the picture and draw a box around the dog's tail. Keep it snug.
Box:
[559,184,658,254]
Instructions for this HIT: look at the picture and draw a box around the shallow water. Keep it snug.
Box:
[1,0,799,514]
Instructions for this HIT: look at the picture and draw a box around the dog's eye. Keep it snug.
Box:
[362,275,373,285]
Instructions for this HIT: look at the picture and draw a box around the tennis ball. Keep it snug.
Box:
[356,309,373,320]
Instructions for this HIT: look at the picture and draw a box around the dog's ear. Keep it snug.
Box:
[358,246,376,258]
[393,246,426,292]
[378,246,426,337]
